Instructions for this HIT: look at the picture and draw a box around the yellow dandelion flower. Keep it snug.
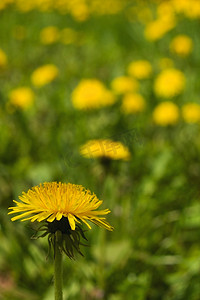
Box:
[31,64,59,87]
[80,139,131,161]
[8,182,113,232]
[71,79,116,110]
[0,0,9,11]
[70,2,89,22]
[170,35,193,57]
[153,101,179,126]
[170,0,189,15]
[157,1,175,19]
[40,26,60,45]
[36,0,52,12]
[15,0,35,12]
[8,87,34,109]
[154,68,185,98]
[90,0,124,15]
[144,16,176,41]
[184,0,200,19]
[111,76,139,94]
[0,48,8,68]
[121,93,146,114]
[182,103,200,123]
[172,0,200,19]
[127,60,152,80]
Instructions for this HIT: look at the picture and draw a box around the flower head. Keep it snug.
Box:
[9,182,113,258]
[121,93,146,114]
[31,64,59,87]
[71,79,115,110]
[9,182,113,231]
[182,103,200,123]
[111,76,139,94]
[144,15,176,41]
[0,48,7,68]
[170,35,193,57]
[80,139,131,161]
[127,60,152,79]
[8,87,35,109]
[154,68,185,98]
[172,0,200,19]
[40,26,60,45]
[153,101,179,126]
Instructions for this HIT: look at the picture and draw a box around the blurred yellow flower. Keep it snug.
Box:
[172,0,200,19]
[127,60,152,79]
[157,1,175,19]
[144,16,176,41]
[15,0,35,12]
[153,101,179,126]
[71,79,116,110]
[0,0,9,10]
[182,103,200,123]
[60,28,77,44]
[31,64,59,87]
[8,87,35,109]
[69,1,89,21]
[35,0,52,12]
[80,139,131,161]
[121,93,146,114]
[90,0,124,15]
[40,26,60,45]
[184,0,200,19]
[170,35,193,56]
[0,48,7,68]
[154,68,185,98]
[111,76,139,94]
[135,7,153,24]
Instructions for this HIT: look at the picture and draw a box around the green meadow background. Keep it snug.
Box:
[0,0,200,299]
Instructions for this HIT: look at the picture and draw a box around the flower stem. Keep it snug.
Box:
[54,231,63,300]
[98,229,106,289]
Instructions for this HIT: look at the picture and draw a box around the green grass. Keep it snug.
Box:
[0,1,200,299]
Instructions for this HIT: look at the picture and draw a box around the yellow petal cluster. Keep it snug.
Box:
[111,76,139,94]
[31,64,59,87]
[0,48,8,68]
[144,5,176,42]
[80,139,131,161]
[127,60,152,79]
[153,101,179,126]
[8,182,113,231]
[40,26,60,45]
[170,35,193,56]
[8,87,35,109]
[0,0,126,18]
[171,0,200,19]
[121,93,146,114]
[71,79,115,110]
[182,103,200,123]
[154,68,185,98]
